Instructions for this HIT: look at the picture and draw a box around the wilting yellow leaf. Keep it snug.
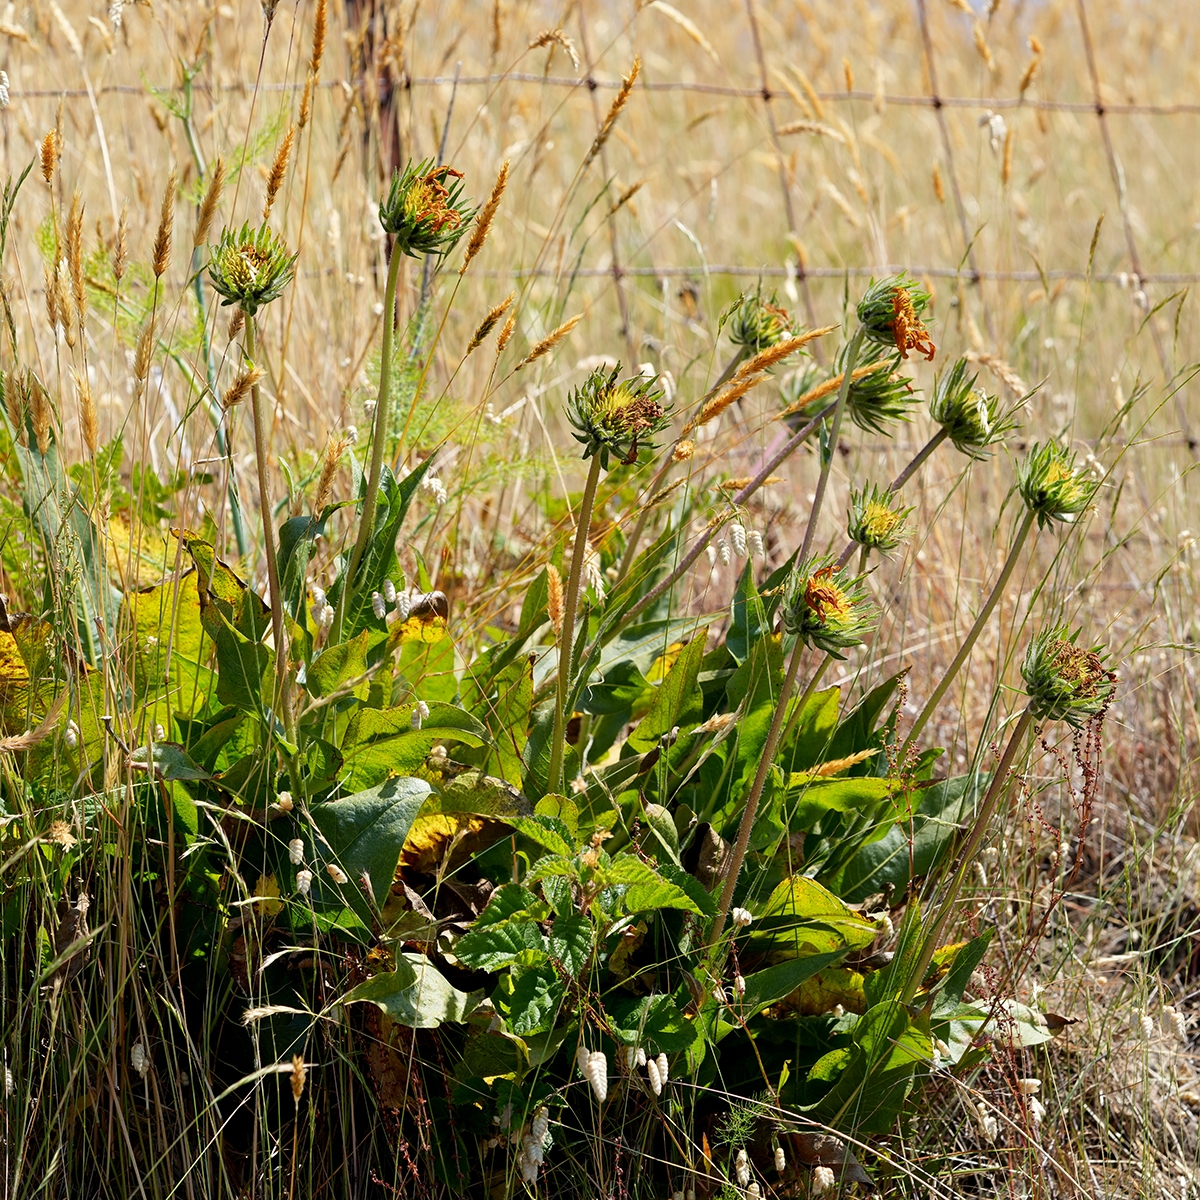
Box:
[252,873,284,917]
[794,967,867,1015]
[646,641,685,683]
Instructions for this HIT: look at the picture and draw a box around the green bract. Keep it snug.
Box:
[1022,626,1116,727]
[839,345,916,434]
[848,483,912,553]
[855,271,934,359]
[1017,441,1098,528]
[207,222,297,316]
[379,158,475,258]
[728,286,801,351]
[781,558,875,657]
[566,364,670,469]
[928,358,1014,459]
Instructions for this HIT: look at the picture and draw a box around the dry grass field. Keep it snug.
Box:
[0,1,1197,1197]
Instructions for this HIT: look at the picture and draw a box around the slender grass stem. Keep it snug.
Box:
[899,707,1034,1004]
[709,631,807,949]
[548,453,603,796]
[900,507,1036,758]
[330,244,403,644]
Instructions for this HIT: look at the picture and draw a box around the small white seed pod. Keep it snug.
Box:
[382,579,397,604]
[295,869,313,895]
[655,1052,668,1086]
[730,521,747,557]
[371,591,387,620]
[326,863,349,885]
[717,538,731,566]
[731,907,753,928]
[774,1144,786,1172]
[288,838,305,865]
[646,1056,662,1096]
[813,1165,836,1193]
[735,1148,751,1187]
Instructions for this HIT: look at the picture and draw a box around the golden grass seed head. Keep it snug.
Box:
[516,313,582,368]
[40,129,59,184]
[460,159,509,275]
[309,0,327,77]
[4,367,27,446]
[43,260,58,333]
[1022,627,1117,728]
[380,158,475,259]
[114,204,128,282]
[208,221,297,316]
[193,156,226,251]
[782,559,875,658]
[566,363,669,469]
[29,373,52,454]
[684,372,763,434]
[546,564,564,635]
[1017,441,1098,528]
[528,29,580,70]
[71,366,98,453]
[583,56,640,171]
[134,316,156,393]
[263,125,296,221]
[152,169,176,279]
[290,1055,306,1104]
[496,311,517,355]
[467,291,514,354]
[221,362,265,411]
[67,191,86,326]
[314,429,353,511]
[847,483,912,552]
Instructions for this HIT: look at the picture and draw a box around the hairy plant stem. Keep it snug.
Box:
[245,319,285,695]
[899,707,1034,1004]
[708,632,807,949]
[330,243,403,644]
[547,452,603,796]
[798,324,865,564]
[900,507,1036,758]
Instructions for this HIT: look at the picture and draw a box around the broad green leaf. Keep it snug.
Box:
[342,701,489,789]
[834,773,985,903]
[605,855,704,915]
[734,950,847,1020]
[311,776,432,924]
[727,559,769,665]
[931,931,993,1016]
[306,630,370,697]
[458,1028,529,1083]
[810,999,931,1134]
[455,920,547,971]
[785,685,841,770]
[470,884,543,929]
[344,952,479,1028]
[788,775,897,832]
[548,912,593,977]
[201,601,272,713]
[626,631,707,754]
[506,814,574,856]
[129,742,211,782]
[749,876,878,956]
[497,965,565,1036]
[608,992,695,1053]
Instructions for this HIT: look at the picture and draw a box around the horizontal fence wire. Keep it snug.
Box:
[9,74,1200,116]
[499,264,1198,285]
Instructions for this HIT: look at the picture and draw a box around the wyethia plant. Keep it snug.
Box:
[837,344,916,434]
[728,286,801,351]
[856,272,935,361]
[566,364,669,469]
[1022,627,1117,727]
[929,357,1013,459]
[1017,440,1098,527]
[848,483,913,553]
[208,222,297,315]
[781,559,875,657]
[380,158,475,258]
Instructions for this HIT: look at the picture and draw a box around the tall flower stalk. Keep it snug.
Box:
[709,559,874,947]
[331,160,473,643]
[899,628,1115,1003]
[901,440,1097,757]
[547,366,668,794]
[208,221,297,718]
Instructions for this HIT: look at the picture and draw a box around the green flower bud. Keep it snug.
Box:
[207,222,297,316]
[856,272,935,360]
[928,358,1015,459]
[1016,441,1098,528]
[838,345,916,434]
[379,158,475,258]
[1021,627,1116,727]
[782,559,876,657]
[848,483,913,553]
[728,285,801,352]
[566,364,670,469]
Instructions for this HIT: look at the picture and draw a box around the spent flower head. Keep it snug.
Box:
[782,559,875,657]
[380,158,475,258]
[208,222,297,315]
[567,364,670,469]
[857,272,935,361]
[1022,627,1116,727]
[929,358,1014,458]
[848,483,913,552]
[728,285,801,352]
[1017,441,1098,528]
